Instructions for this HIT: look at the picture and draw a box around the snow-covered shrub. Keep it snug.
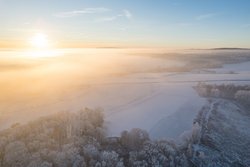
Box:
[120,128,149,150]
[235,90,250,108]
[100,151,124,167]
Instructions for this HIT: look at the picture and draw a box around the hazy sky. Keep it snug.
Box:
[0,0,250,48]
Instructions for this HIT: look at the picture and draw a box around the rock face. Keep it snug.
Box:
[190,99,250,167]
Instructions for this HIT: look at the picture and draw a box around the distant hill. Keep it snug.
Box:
[210,47,250,50]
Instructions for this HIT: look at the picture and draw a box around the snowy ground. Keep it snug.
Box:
[102,61,250,138]
[1,49,250,139]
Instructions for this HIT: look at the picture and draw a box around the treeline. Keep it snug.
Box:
[176,51,250,71]
[195,82,250,109]
[0,108,202,167]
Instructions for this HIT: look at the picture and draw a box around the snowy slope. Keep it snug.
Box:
[104,82,206,138]
[190,99,250,166]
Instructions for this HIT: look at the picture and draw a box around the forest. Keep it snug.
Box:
[0,107,200,167]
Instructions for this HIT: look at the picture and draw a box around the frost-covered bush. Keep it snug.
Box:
[235,90,250,108]
[195,83,250,104]
[120,128,149,150]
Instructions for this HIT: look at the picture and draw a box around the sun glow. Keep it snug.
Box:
[26,33,62,58]
[30,33,49,49]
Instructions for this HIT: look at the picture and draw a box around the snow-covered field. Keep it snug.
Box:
[94,60,250,139]
[1,49,250,139]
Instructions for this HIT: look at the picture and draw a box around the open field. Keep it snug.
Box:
[1,49,250,139]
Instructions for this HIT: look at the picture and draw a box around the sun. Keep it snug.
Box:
[26,33,62,58]
[30,33,49,49]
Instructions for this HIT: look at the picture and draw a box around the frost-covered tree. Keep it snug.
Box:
[3,141,30,167]
[100,151,124,167]
[121,128,149,150]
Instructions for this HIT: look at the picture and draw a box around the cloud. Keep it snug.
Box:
[96,9,133,22]
[97,16,118,22]
[123,9,132,19]
[195,13,217,21]
[54,8,110,18]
